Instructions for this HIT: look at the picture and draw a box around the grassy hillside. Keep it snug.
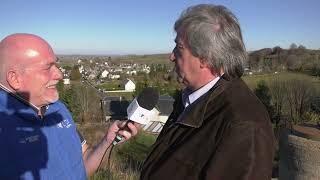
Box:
[77,123,157,180]
[112,54,172,65]
[242,72,320,91]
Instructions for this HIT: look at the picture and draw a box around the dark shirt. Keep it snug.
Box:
[141,76,275,180]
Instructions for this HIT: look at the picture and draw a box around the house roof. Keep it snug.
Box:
[102,96,129,119]
[122,78,135,85]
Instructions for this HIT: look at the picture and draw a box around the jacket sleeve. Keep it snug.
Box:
[203,121,274,180]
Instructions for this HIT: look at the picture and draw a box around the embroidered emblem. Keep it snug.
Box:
[19,135,40,144]
[57,119,72,128]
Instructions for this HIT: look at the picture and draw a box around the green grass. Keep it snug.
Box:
[242,72,320,91]
[117,132,157,163]
[105,92,134,100]
[97,81,122,91]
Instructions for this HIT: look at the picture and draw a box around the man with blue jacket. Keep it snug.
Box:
[0,33,137,179]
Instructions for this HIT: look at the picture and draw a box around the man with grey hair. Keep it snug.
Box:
[141,4,274,180]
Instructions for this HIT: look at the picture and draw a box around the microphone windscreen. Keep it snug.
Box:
[137,87,159,110]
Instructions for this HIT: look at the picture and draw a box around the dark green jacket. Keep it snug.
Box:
[141,76,275,180]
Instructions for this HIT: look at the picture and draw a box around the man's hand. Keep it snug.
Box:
[105,120,139,145]
[82,120,139,176]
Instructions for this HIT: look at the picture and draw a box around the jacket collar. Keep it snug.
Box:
[0,83,40,113]
[176,75,232,128]
[0,84,60,120]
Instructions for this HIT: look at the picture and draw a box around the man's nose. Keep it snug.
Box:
[53,66,63,80]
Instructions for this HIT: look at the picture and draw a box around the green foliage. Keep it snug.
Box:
[133,80,148,97]
[97,81,121,91]
[245,72,320,126]
[303,112,320,124]
[58,81,104,123]
[57,82,81,122]
[116,132,157,168]
[62,65,72,71]
[91,170,111,180]
[311,97,320,113]
[254,80,274,119]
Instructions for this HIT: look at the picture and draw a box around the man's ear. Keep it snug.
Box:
[6,70,21,90]
[199,59,209,69]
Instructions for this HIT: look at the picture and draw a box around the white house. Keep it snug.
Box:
[124,79,136,91]
[142,95,174,133]
[114,68,123,73]
[88,73,96,80]
[59,67,66,73]
[109,74,120,79]
[126,70,137,76]
[63,78,70,85]
[101,70,109,78]
[78,65,84,73]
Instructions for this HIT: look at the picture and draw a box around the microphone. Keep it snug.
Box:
[113,87,159,145]
[126,87,159,125]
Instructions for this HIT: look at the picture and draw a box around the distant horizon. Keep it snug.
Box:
[56,47,320,57]
[1,0,320,54]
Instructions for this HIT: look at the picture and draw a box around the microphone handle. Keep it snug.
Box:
[112,120,133,145]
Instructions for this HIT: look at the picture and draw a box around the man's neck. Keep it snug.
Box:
[183,76,220,108]
[189,74,218,91]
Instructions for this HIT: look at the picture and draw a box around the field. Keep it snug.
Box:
[112,54,171,65]
[242,72,320,91]
[243,72,320,88]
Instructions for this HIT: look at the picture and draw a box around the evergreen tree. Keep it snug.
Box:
[254,80,274,120]
[70,65,81,81]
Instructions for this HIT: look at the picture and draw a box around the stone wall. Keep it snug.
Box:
[279,129,320,180]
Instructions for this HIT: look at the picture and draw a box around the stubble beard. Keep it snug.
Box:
[44,89,60,104]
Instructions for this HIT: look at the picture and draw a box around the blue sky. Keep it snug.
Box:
[1,0,319,55]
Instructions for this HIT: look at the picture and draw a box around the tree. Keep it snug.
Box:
[70,65,81,81]
[285,78,315,124]
[254,80,274,121]
[269,79,286,126]
[149,64,157,78]
[62,65,72,71]
[289,43,297,49]
[133,81,148,97]
[298,45,306,49]
[57,83,81,122]
[286,54,301,70]
[311,97,320,113]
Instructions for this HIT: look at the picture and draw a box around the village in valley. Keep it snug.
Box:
[56,46,320,135]
[57,54,178,134]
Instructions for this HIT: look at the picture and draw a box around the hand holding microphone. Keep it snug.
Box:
[95,88,159,173]
[112,87,159,145]
[106,120,138,145]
